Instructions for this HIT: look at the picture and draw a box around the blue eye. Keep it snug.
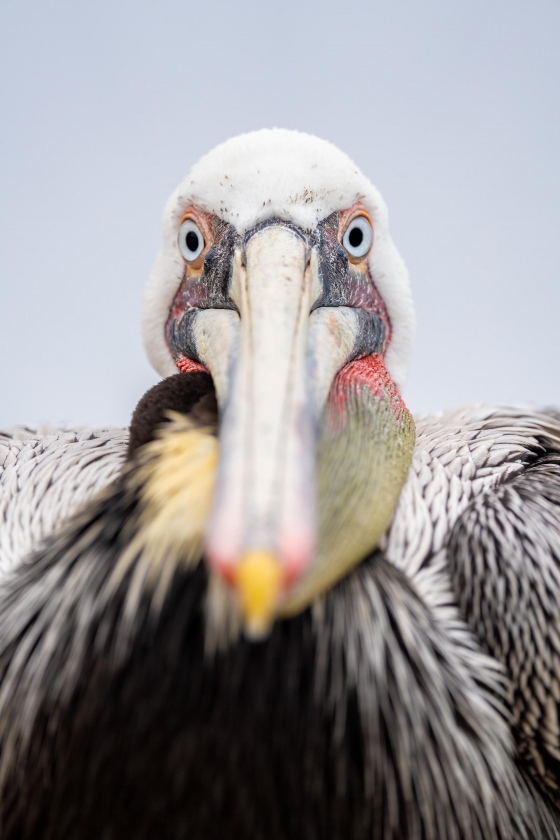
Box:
[342,216,373,259]
[178,219,205,262]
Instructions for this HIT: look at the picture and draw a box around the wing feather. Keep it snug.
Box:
[449,443,560,804]
[0,426,127,576]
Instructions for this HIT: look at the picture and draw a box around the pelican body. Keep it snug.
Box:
[0,130,559,839]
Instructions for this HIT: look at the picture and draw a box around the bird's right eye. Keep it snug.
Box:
[178,219,205,262]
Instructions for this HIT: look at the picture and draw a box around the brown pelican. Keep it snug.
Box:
[0,129,559,839]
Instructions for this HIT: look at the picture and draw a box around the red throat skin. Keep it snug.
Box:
[329,354,409,423]
[176,357,209,375]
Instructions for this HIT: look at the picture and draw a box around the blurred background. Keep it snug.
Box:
[1,0,559,428]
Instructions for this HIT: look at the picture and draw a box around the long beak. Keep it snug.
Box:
[190,224,360,635]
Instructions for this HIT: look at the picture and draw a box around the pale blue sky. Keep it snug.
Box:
[1,0,559,427]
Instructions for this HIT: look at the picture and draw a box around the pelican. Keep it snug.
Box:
[0,129,559,839]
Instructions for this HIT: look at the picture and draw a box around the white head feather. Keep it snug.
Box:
[142,128,415,391]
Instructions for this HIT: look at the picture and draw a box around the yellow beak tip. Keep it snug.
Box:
[234,550,283,637]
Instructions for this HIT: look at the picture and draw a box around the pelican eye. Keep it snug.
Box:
[178,219,205,262]
[342,216,373,259]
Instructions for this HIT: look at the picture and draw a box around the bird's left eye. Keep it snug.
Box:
[342,216,373,259]
[178,219,205,262]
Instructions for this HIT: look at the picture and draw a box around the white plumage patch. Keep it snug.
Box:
[142,128,415,391]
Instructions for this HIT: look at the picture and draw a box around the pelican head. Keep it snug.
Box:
[141,129,416,636]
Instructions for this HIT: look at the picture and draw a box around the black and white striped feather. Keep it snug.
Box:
[0,405,559,838]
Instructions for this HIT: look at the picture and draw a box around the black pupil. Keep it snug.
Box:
[348,226,363,248]
[186,230,200,253]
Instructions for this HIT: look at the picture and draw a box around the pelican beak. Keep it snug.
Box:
[201,224,322,636]
[184,222,414,636]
